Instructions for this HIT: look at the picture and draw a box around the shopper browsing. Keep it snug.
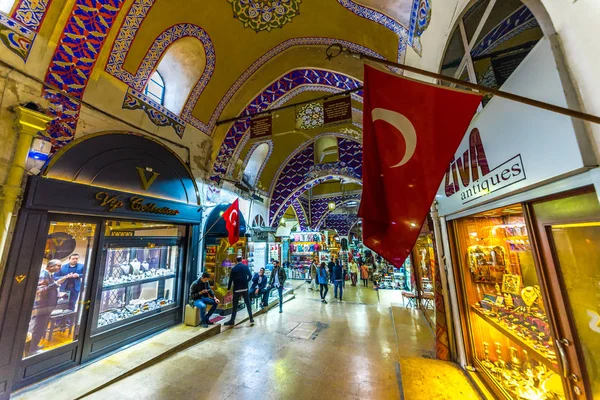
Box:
[266,260,287,313]
[189,272,220,328]
[349,259,358,286]
[332,261,344,301]
[317,262,330,303]
[250,268,268,308]
[224,256,254,326]
[29,259,62,355]
[360,263,369,287]
[53,253,85,311]
[309,257,318,291]
[327,258,336,284]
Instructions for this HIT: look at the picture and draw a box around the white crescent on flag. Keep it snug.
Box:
[372,108,417,168]
[229,209,238,227]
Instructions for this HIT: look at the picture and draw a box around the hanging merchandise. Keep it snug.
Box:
[289,231,324,281]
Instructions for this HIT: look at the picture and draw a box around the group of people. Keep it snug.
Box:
[30,254,85,354]
[189,256,287,328]
[308,256,371,303]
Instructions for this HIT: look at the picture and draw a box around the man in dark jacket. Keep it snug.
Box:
[224,256,254,326]
[332,261,344,301]
[266,260,287,313]
[28,259,62,355]
[327,258,336,284]
[189,272,220,328]
[250,268,268,307]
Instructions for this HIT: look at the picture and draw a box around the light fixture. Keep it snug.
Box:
[328,201,336,211]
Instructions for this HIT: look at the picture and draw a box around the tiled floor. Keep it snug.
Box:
[15,282,483,400]
[85,283,400,400]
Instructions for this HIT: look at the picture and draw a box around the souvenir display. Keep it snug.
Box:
[289,231,324,280]
[453,204,566,399]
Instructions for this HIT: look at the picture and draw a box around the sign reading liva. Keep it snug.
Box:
[444,129,526,204]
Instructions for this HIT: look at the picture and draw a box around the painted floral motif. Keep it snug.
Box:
[42,88,81,148]
[0,13,35,61]
[229,0,301,32]
[122,88,186,138]
[296,102,323,130]
[11,0,53,32]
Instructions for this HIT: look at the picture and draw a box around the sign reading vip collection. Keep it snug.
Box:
[436,38,588,216]
[95,192,180,216]
[250,115,272,139]
[323,96,352,125]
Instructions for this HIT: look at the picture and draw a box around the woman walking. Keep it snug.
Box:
[317,262,330,303]
[360,263,369,287]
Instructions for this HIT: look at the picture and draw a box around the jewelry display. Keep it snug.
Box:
[103,267,174,288]
[97,298,174,328]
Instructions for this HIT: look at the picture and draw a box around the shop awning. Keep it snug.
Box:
[204,203,247,237]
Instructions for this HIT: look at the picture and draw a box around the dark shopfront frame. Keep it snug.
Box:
[0,176,201,397]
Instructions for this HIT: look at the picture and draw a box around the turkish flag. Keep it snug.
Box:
[223,199,240,246]
[358,65,482,268]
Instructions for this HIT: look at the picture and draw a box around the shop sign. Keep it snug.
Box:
[323,96,352,125]
[95,192,180,216]
[436,38,588,216]
[250,115,272,139]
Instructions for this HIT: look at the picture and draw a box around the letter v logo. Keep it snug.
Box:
[136,167,160,191]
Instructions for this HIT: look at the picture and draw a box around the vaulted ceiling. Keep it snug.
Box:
[2,0,432,225]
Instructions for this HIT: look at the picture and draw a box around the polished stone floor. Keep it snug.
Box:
[86,283,401,400]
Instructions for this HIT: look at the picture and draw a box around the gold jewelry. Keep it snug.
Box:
[521,286,538,307]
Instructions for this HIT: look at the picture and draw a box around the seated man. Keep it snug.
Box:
[189,272,220,328]
[250,268,268,307]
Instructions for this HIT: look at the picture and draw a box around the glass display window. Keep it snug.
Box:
[211,237,247,310]
[415,233,436,323]
[23,220,97,359]
[453,204,566,400]
[91,221,185,333]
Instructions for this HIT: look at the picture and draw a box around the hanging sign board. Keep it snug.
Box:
[323,96,352,125]
[250,115,272,139]
[436,38,588,217]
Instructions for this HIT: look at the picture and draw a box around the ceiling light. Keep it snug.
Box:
[328,202,336,211]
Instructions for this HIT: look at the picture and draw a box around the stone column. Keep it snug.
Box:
[0,106,53,266]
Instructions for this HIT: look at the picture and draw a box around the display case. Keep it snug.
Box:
[209,237,248,310]
[204,245,217,283]
[451,204,566,400]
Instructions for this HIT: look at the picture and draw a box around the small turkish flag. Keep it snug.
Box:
[223,199,240,246]
[358,65,482,268]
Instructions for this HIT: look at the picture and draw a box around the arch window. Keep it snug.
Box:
[252,215,266,227]
[0,0,16,14]
[144,71,165,105]
[242,142,271,187]
[440,0,543,105]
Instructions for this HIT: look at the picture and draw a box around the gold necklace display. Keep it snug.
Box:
[521,286,538,308]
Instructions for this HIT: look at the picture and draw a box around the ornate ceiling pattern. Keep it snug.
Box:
[229,0,301,32]
[291,198,309,231]
[312,194,361,228]
[210,68,362,184]
[322,213,359,236]
[11,0,52,31]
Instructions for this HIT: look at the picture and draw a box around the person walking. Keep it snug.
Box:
[360,263,370,287]
[309,257,318,291]
[266,260,287,313]
[224,256,253,326]
[349,259,358,286]
[332,260,344,301]
[317,262,330,303]
[189,272,220,328]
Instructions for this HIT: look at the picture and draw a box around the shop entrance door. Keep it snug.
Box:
[530,189,600,400]
[13,215,100,390]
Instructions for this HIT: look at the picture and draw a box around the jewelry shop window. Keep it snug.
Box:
[453,204,566,399]
[91,221,186,333]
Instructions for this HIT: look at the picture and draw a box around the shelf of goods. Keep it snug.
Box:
[290,253,312,280]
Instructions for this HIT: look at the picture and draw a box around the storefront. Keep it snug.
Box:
[437,38,599,400]
[289,231,324,280]
[412,221,438,328]
[0,132,201,393]
[202,204,247,312]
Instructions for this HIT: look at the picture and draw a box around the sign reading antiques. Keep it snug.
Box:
[250,115,272,139]
[323,96,352,124]
[95,192,180,216]
[436,38,589,216]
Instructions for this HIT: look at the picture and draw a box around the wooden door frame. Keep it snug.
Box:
[526,186,598,399]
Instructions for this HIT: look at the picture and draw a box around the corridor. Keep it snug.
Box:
[73,284,480,400]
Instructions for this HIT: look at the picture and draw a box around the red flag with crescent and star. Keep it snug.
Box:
[358,65,482,268]
[223,199,240,246]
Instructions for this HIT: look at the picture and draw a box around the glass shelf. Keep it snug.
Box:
[102,273,176,290]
